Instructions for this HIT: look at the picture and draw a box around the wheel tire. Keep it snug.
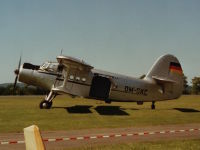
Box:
[105,99,111,104]
[40,100,53,109]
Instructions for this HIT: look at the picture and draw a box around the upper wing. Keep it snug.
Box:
[57,55,93,71]
[52,56,93,94]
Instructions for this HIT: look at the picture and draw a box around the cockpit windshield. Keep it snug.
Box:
[40,62,58,73]
[41,62,49,69]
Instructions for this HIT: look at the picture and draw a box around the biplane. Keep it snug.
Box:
[14,54,183,109]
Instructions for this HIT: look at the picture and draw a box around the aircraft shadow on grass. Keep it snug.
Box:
[95,106,129,116]
[53,105,93,114]
[53,105,130,116]
[66,105,93,114]
[174,108,200,113]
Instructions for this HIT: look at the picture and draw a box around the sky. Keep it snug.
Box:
[0,0,200,84]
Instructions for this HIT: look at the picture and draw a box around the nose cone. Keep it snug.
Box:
[18,63,54,90]
[14,69,19,75]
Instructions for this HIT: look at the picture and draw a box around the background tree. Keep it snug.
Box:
[0,84,48,95]
[192,77,200,94]
[182,74,190,94]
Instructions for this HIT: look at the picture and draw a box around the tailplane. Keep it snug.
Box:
[145,54,184,98]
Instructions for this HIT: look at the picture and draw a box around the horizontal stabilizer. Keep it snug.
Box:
[152,76,177,83]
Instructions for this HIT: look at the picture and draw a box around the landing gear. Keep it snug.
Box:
[40,100,52,109]
[39,91,56,109]
[105,99,111,104]
[151,101,155,110]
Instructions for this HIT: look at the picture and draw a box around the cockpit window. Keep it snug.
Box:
[40,62,58,73]
[41,63,49,69]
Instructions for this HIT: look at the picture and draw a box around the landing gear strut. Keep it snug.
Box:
[151,101,155,110]
[40,91,56,109]
[105,99,111,104]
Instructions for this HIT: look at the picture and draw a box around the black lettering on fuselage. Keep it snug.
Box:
[125,86,148,96]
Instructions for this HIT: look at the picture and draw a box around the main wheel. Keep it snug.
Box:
[40,100,53,109]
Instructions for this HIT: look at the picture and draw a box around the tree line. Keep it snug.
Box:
[181,75,200,95]
[0,84,48,95]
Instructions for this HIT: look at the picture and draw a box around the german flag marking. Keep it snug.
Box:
[169,62,183,75]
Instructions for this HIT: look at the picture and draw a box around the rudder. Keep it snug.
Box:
[145,54,184,98]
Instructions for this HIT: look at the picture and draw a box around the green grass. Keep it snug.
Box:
[67,139,200,150]
[0,95,200,133]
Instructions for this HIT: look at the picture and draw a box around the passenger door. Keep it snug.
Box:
[89,76,111,100]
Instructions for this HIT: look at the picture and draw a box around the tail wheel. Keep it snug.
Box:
[105,99,111,104]
[40,100,53,109]
[151,101,155,110]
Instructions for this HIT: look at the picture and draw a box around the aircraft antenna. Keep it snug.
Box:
[60,49,63,55]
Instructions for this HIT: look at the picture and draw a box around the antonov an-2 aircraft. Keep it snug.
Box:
[14,54,183,109]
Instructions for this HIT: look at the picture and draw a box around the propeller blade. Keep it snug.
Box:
[18,55,22,70]
[13,75,18,90]
[13,55,22,93]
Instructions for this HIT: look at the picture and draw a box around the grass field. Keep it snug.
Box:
[0,95,200,133]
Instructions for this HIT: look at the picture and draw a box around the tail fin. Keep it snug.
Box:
[145,54,183,98]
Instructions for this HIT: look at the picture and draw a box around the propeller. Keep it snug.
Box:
[13,56,22,91]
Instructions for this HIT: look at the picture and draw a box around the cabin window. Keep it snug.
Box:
[82,78,86,82]
[69,75,74,80]
[76,77,80,81]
